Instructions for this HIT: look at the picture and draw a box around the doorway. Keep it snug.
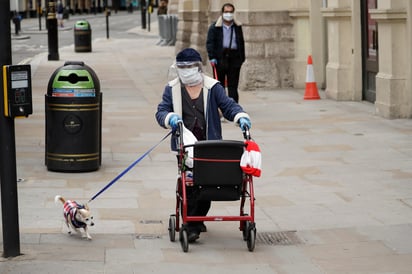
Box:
[361,0,378,103]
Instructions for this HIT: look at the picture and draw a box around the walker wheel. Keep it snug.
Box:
[243,220,251,241]
[168,215,176,242]
[242,215,250,241]
[180,228,189,252]
[246,226,256,252]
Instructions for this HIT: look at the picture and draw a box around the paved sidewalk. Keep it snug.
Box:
[1,15,412,274]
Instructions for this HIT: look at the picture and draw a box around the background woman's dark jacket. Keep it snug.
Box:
[206,16,245,67]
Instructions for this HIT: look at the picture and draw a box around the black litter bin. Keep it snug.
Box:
[45,61,102,172]
[74,20,92,52]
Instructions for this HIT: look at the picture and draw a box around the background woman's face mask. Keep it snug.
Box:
[177,67,203,86]
[223,12,234,22]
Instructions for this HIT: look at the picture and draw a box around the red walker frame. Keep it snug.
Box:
[168,122,256,252]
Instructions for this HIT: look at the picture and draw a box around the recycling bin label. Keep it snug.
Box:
[51,69,96,97]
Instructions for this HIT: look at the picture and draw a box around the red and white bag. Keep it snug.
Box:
[240,140,262,177]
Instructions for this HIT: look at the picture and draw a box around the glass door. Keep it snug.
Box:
[361,0,378,102]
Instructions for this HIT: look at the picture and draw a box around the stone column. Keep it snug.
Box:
[238,1,294,90]
[168,0,178,14]
[289,0,326,89]
[408,1,412,118]
[322,0,361,100]
[174,0,211,62]
[289,2,311,89]
[371,0,410,118]
[70,0,75,12]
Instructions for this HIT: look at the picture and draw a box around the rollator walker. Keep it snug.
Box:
[168,121,256,252]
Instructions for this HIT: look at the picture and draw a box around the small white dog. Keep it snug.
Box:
[55,195,94,240]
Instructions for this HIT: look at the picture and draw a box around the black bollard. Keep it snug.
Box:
[105,8,110,39]
[141,0,146,29]
[47,1,59,60]
[38,5,42,31]
[12,12,21,35]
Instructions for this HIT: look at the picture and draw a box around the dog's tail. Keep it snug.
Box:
[54,195,65,205]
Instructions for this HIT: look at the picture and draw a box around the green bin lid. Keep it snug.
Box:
[47,61,100,97]
[75,20,90,30]
[51,69,96,97]
[52,69,94,89]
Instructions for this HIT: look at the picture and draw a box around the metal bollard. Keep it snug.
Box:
[162,15,172,46]
[156,14,167,45]
[169,15,178,46]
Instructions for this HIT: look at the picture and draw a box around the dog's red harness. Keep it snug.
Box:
[63,200,86,229]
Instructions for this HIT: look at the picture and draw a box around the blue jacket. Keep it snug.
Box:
[156,75,249,150]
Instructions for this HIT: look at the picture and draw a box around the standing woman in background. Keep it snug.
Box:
[57,1,64,27]
[206,3,245,103]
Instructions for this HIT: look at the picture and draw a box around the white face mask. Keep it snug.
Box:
[223,12,234,22]
[177,67,203,86]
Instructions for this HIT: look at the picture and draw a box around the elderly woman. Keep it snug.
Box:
[155,48,251,242]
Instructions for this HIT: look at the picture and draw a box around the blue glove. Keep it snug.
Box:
[168,114,182,130]
[239,117,251,131]
[210,59,217,66]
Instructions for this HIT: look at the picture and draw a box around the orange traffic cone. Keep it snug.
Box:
[304,55,320,100]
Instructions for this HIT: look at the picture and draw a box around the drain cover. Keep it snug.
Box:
[257,231,302,246]
[136,234,162,239]
[139,220,163,224]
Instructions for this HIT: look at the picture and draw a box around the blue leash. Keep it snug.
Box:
[88,131,172,203]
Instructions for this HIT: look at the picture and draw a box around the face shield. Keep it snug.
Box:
[167,62,178,82]
[174,61,203,86]
[175,61,202,70]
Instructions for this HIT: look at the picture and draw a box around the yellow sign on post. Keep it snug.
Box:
[3,65,33,118]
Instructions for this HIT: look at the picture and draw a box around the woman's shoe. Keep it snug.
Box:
[188,231,199,243]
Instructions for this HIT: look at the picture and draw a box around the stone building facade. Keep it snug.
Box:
[170,0,412,119]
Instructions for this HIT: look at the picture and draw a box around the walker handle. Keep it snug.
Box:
[243,126,251,140]
[175,120,184,146]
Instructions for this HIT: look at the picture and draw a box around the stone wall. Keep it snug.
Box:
[175,9,209,61]
[239,11,294,90]
[174,6,294,91]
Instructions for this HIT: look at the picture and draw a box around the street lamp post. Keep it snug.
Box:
[38,0,42,31]
[0,2,21,258]
[47,0,59,60]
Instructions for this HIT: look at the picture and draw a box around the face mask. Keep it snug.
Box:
[223,12,234,22]
[177,67,203,86]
